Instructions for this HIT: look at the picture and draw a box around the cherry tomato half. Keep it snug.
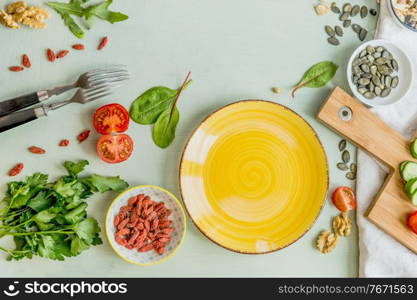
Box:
[93,103,130,135]
[408,211,417,234]
[331,186,357,212]
[97,134,134,164]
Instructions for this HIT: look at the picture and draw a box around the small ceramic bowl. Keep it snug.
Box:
[347,39,413,107]
[105,185,186,266]
[389,0,417,33]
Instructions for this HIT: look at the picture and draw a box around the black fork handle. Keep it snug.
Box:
[0,92,45,117]
[0,108,43,133]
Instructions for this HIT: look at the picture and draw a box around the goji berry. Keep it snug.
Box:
[72,44,85,50]
[22,54,31,68]
[28,146,46,154]
[8,163,24,176]
[47,48,55,62]
[9,66,24,72]
[56,50,69,59]
[77,130,90,143]
[59,139,69,147]
[98,37,108,50]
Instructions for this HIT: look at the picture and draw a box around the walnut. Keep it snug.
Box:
[0,9,20,28]
[316,230,339,254]
[1,2,49,29]
[7,1,26,14]
[332,212,352,237]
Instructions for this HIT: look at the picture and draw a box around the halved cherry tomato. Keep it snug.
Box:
[93,103,130,135]
[408,211,417,234]
[331,186,356,212]
[97,134,134,163]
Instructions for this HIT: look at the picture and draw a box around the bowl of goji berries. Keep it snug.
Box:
[105,185,186,266]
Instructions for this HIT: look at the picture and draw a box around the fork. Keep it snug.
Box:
[0,65,129,117]
[0,82,124,133]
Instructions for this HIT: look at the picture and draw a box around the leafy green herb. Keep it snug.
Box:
[47,0,128,39]
[291,61,338,97]
[130,72,192,148]
[0,160,128,261]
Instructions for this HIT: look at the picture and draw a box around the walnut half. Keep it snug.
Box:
[316,230,339,254]
[333,212,352,237]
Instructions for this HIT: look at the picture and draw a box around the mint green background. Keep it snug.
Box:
[0,0,378,277]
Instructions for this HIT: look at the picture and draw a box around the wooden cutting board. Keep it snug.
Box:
[317,86,417,253]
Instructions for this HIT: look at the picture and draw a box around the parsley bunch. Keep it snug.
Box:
[0,160,128,261]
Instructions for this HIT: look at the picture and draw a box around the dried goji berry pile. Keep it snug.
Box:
[114,194,174,255]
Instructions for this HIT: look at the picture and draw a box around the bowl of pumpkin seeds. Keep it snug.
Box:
[347,39,413,106]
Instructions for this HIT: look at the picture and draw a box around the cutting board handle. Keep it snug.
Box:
[317,87,410,168]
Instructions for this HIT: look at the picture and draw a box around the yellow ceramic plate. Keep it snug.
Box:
[179,100,328,254]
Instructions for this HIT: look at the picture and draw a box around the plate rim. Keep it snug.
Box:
[105,184,187,266]
[178,99,329,254]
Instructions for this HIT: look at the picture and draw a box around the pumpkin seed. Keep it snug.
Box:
[325,25,335,37]
[335,25,343,37]
[340,12,349,21]
[346,172,356,180]
[359,28,367,41]
[376,46,385,52]
[385,76,392,87]
[360,6,368,18]
[342,150,350,163]
[392,59,399,71]
[360,64,370,73]
[369,81,375,92]
[371,75,381,86]
[364,92,376,99]
[331,2,341,14]
[337,163,349,171]
[352,24,361,33]
[327,36,340,46]
[350,163,357,173]
[358,87,367,94]
[382,50,391,58]
[351,5,360,17]
[358,78,370,85]
[373,51,381,58]
[370,65,377,75]
[381,88,391,97]
[343,3,352,12]
[374,86,382,96]
[343,19,352,28]
[359,49,367,58]
[391,76,399,88]
[338,139,347,151]
[366,46,376,54]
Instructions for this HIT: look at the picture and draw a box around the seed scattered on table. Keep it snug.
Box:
[342,150,350,163]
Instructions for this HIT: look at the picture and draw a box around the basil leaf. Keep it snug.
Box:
[152,106,180,148]
[130,87,179,125]
[291,61,338,97]
[84,0,128,24]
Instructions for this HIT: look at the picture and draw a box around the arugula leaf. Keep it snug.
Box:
[64,160,89,177]
[61,12,85,39]
[83,174,128,193]
[47,1,84,16]
[84,0,128,24]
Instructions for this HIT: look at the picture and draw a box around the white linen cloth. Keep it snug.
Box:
[358,0,417,277]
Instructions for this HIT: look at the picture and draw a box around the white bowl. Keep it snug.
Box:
[105,185,186,266]
[347,39,413,107]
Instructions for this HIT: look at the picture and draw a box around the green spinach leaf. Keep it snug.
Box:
[291,61,338,97]
[152,106,180,148]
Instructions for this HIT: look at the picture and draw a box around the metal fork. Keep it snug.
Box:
[0,65,129,117]
[0,81,125,133]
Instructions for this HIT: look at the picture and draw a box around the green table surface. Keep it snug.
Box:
[0,0,378,277]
